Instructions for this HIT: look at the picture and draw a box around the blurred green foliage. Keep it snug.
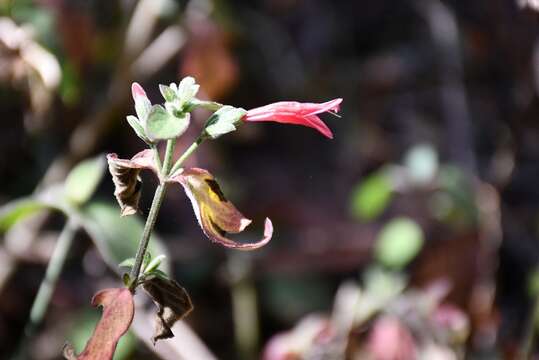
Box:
[374,217,424,269]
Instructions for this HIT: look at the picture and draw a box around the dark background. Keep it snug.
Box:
[1,0,539,358]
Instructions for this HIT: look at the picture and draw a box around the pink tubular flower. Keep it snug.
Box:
[243,98,343,139]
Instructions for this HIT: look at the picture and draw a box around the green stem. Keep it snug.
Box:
[192,99,224,111]
[152,145,162,175]
[129,183,167,288]
[129,139,176,289]
[170,136,204,176]
[13,217,78,359]
[162,139,176,175]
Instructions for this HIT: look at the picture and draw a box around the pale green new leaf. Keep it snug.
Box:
[118,258,135,269]
[177,76,199,106]
[204,106,246,139]
[146,105,189,141]
[159,84,176,102]
[144,254,166,274]
[126,115,151,144]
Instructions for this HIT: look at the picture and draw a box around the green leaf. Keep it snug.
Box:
[143,252,152,268]
[64,156,106,206]
[350,172,393,221]
[134,92,152,123]
[122,273,131,287]
[204,106,246,139]
[375,217,424,269]
[79,202,170,274]
[0,199,50,232]
[147,269,169,281]
[145,105,189,141]
[118,258,135,268]
[159,84,176,102]
[126,115,151,144]
[176,76,199,106]
[144,254,166,274]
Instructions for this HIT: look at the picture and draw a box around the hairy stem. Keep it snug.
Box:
[152,144,162,175]
[129,183,167,288]
[162,139,176,175]
[129,139,176,289]
[13,217,78,359]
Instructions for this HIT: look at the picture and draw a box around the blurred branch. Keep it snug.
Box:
[417,0,501,351]
[124,0,170,58]
[132,25,186,78]
[417,0,476,174]
[228,255,260,360]
[12,217,78,360]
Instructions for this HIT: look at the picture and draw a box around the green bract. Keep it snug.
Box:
[204,105,247,139]
[160,76,200,116]
[176,76,199,106]
[126,115,151,144]
[146,105,190,141]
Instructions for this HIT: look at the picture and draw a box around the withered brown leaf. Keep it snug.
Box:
[170,168,273,250]
[142,277,194,344]
[107,150,157,216]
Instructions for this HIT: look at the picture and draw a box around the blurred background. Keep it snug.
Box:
[1,0,539,359]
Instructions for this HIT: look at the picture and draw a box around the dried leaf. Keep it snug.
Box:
[107,150,157,216]
[64,288,135,360]
[170,168,273,250]
[143,277,194,344]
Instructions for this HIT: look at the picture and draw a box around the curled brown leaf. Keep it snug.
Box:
[107,150,157,216]
[143,277,194,344]
[170,168,273,250]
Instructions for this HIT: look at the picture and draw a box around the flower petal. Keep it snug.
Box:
[303,98,342,116]
[244,99,341,138]
[107,150,157,216]
[170,168,272,250]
